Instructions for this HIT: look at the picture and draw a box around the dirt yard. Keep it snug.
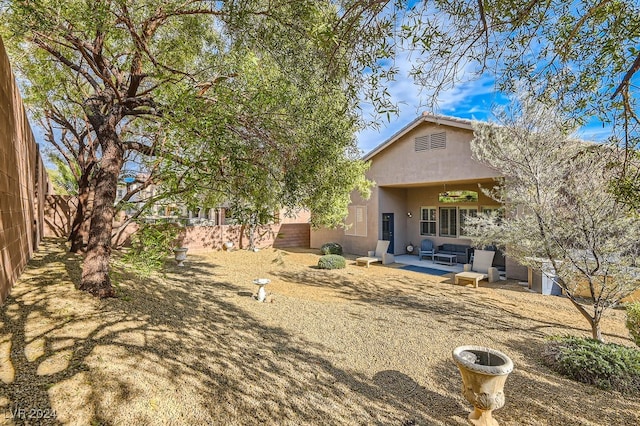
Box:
[1,239,638,425]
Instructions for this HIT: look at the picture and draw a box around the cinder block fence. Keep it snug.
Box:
[0,35,49,303]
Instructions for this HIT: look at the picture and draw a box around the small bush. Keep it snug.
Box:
[123,222,183,274]
[320,242,343,255]
[627,302,640,348]
[317,254,346,270]
[543,335,640,394]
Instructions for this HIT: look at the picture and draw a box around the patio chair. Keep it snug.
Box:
[356,240,392,267]
[419,239,435,261]
[454,249,498,288]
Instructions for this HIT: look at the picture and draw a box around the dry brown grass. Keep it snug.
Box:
[1,238,638,425]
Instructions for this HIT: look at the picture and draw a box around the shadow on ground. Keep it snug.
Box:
[0,241,460,425]
[0,240,638,425]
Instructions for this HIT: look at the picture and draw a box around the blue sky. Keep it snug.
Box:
[354,1,618,156]
[355,71,614,156]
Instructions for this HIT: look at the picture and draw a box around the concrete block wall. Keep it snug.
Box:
[272,223,310,248]
[108,222,310,251]
[43,195,77,238]
[180,223,310,251]
[107,222,311,251]
[0,35,48,303]
[44,194,311,251]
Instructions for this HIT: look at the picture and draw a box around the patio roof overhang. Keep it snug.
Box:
[377,177,500,189]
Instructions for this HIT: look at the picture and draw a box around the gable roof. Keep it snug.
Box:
[363,113,474,161]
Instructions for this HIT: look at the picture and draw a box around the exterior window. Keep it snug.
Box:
[345,205,367,237]
[459,208,478,236]
[420,207,436,236]
[439,207,457,237]
[420,207,436,235]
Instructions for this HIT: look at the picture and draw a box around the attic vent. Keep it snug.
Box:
[430,132,446,149]
[414,135,430,151]
[414,132,447,152]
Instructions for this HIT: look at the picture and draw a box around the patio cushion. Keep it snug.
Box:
[437,244,472,263]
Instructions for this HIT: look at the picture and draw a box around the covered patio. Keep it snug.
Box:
[393,254,464,274]
[393,254,509,285]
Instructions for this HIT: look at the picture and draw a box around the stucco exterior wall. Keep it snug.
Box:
[367,122,498,186]
[310,116,529,279]
[309,226,344,251]
[506,257,528,282]
[378,187,407,253]
[279,209,310,224]
[312,118,503,256]
[0,35,48,303]
[310,189,378,255]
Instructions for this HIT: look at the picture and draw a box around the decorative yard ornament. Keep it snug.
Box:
[452,346,514,426]
[253,278,270,302]
[173,247,188,267]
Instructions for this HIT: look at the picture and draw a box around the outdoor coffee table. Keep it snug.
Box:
[433,253,457,266]
[454,272,485,288]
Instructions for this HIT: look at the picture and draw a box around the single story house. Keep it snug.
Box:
[310,112,528,280]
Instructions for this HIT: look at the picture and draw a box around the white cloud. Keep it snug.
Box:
[575,123,613,143]
[355,50,615,155]
[355,50,504,154]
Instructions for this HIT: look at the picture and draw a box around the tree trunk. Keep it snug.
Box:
[79,139,122,298]
[239,223,245,249]
[568,296,605,342]
[69,173,93,253]
[248,219,256,250]
[592,322,603,342]
[591,309,604,342]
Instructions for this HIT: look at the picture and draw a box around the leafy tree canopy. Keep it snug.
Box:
[46,153,79,196]
[0,0,374,296]
[156,46,370,229]
[344,1,640,124]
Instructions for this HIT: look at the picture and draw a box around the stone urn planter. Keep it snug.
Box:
[452,346,514,426]
[224,241,234,251]
[173,247,188,266]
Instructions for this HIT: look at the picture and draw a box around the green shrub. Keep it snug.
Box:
[320,242,343,255]
[627,302,640,348]
[123,222,183,274]
[543,335,640,394]
[317,254,346,270]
